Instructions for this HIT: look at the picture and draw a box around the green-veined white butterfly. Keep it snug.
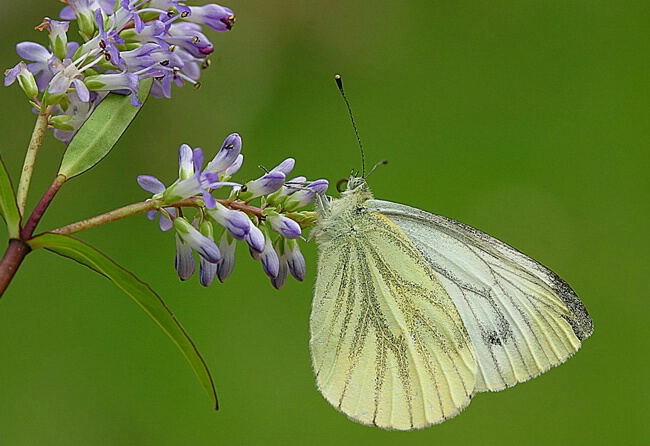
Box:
[310,176,592,430]
[309,76,593,430]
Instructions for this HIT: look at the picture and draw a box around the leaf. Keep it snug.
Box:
[0,155,21,238]
[58,78,153,179]
[28,232,218,409]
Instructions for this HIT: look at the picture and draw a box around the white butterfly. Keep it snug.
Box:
[310,176,593,430]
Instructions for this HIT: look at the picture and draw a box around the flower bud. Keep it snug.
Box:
[266,213,301,239]
[37,18,69,60]
[209,203,251,240]
[217,231,236,282]
[4,62,38,99]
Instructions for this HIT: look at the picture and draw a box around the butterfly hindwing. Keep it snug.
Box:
[311,199,477,429]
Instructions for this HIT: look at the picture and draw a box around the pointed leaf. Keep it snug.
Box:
[28,232,218,409]
[58,78,153,179]
[0,155,21,238]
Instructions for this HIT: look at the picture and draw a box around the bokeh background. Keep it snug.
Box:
[1,1,648,445]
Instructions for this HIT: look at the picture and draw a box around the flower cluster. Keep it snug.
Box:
[4,0,235,143]
[138,134,328,289]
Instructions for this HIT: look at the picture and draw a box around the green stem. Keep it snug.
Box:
[51,199,165,236]
[49,197,266,236]
[16,105,54,217]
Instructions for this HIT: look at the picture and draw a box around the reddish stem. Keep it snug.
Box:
[21,174,66,239]
[0,239,31,297]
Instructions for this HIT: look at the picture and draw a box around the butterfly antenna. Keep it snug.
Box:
[365,159,388,179]
[335,74,365,177]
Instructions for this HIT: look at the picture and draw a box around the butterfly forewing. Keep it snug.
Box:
[368,199,593,392]
[311,198,477,430]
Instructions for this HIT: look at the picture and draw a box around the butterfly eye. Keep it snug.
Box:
[336,178,348,193]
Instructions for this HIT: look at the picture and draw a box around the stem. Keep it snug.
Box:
[50,197,265,236]
[51,199,164,235]
[0,239,31,297]
[21,174,66,239]
[16,105,54,217]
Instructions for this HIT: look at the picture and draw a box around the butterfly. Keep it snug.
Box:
[309,175,593,430]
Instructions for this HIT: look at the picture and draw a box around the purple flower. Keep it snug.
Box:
[119,43,159,72]
[94,9,125,65]
[166,22,214,58]
[216,231,236,282]
[3,62,37,98]
[84,72,141,106]
[147,207,175,232]
[208,203,251,240]
[174,232,196,280]
[173,217,221,281]
[10,0,237,112]
[137,175,166,194]
[285,239,306,281]
[266,214,301,239]
[51,91,105,144]
[244,222,265,254]
[198,219,219,287]
[259,236,279,279]
[241,171,285,200]
[239,158,295,201]
[273,158,295,176]
[271,239,305,289]
[48,58,90,102]
[271,254,288,290]
[177,143,195,180]
[163,147,237,209]
[36,18,70,60]
[187,4,235,32]
[285,179,329,210]
[205,133,242,174]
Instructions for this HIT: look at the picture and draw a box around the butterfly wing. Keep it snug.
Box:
[368,199,593,392]
[311,208,477,430]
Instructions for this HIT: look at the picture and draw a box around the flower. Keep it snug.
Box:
[187,4,235,32]
[173,217,221,281]
[285,239,306,282]
[282,178,329,211]
[258,235,279,279]
[271,238,305,290]
[3,62,38,99]
[266,213,302,239]
[238,158,295,201]
[198,220,219,287]
[216,231,236,282]
[162,145,239,208]
[139,135,321,288]
[208,203,251,240]
[5,1,236,143]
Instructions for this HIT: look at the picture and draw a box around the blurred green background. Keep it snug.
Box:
[1,1,648,444]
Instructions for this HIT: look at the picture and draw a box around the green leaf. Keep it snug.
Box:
[0,155,21,238]
[28,232,218,409]
[58,78,153,179]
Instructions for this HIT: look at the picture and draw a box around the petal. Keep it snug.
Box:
[178,143,194,179]
[244,222,265,254]
[260,238,279,279]
[271,256,288,290]
[174,234,196,280]
[216,231,236,282]
[16,41,51,62]
[267,214,301,239]
[206,133,242,173]
[137,175,166,194]
[272,158,295,175]
[286,240,306,282]
[199,257,218,287]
